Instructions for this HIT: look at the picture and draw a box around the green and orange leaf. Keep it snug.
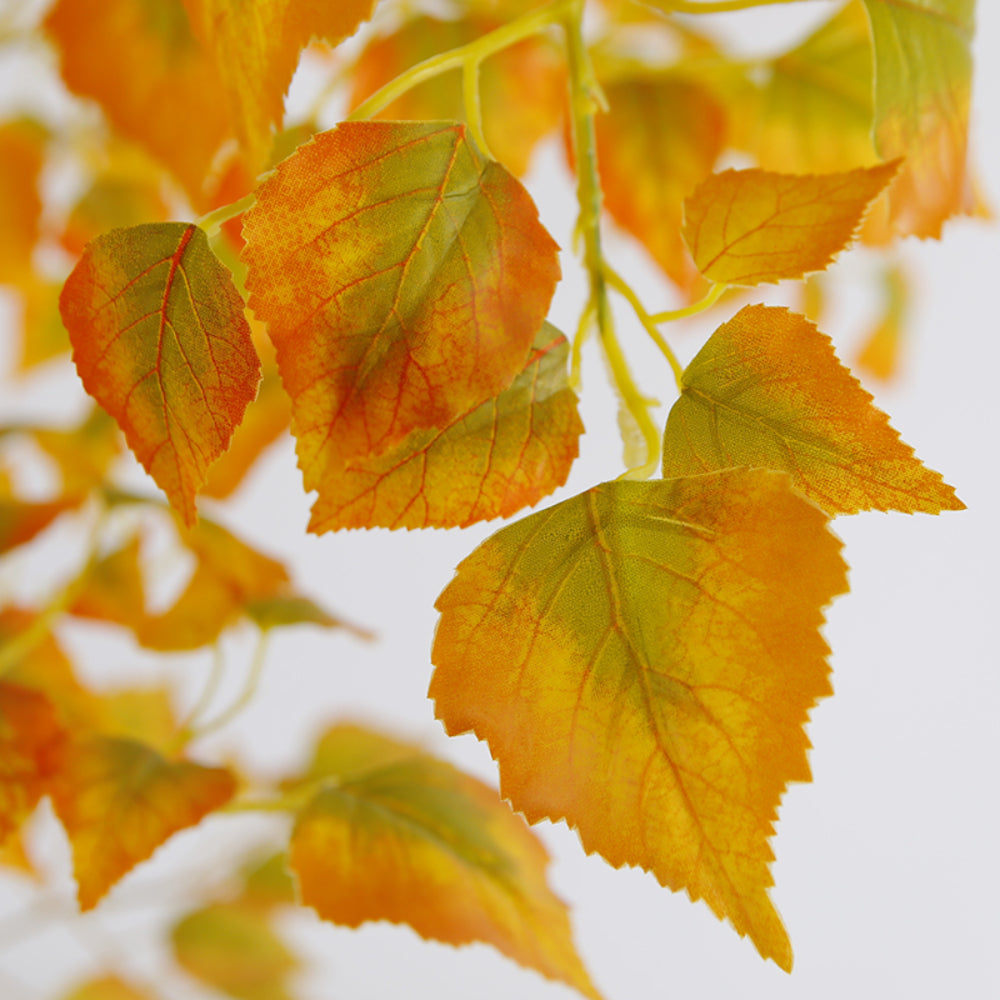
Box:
[861,0,976,238]
[242,121,560,529]
[350,15,566,176]
[50,736,236,909]
[661,305,963,515]
[432,469,851,969]
[60,223,261,527]
[683,162,898,285]
[288,723,600,998]
[307,323,582,531]
[594,75,725,294]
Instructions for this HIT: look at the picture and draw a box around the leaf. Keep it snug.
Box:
[661,305,963,515]
[172,902,297,1000]
[0,682,67,842]
[306,323,582,531]
[59,975,162,1000]
[431,469,851,970]
[861,0,976,237]
[350,15,566,176]
[855,264,908,381]
[0,118,46,285]
[60,223,261,527]
[50,735,236,909]
[242,121,561,529]
[44,0,234,200]
[30,408,123,495]
[181,0,379,171]
[244,595,370,638]
[0,497,78,556]
[749,2,878,174]
[288,723,600,999]
[683,163,899,285]
[593,75,725,294]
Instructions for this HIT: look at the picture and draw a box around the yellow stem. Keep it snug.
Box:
[649,282,725,324]
[663,0,824,13]
[463,57,492,156]
[196,192,256,239]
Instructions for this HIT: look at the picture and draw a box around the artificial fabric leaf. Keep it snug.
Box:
[683,162,898,285]
[51,735,235,909]
[855,265,908,381]
[172,902,297,1000]
[94,688,178,755]
[661,305,962,515]
[431,469,851,970]
[60,223,261,527]
[45,0,233,200]
[0,682,66,842]
[31,408,123,495]
[861,0,976,237]
[239,852,297,909]
[202,370,290,499]
[593,75,725,294]
[288,723,600,998]
[244,595,369,637]
[0,118,46,284]
[350,16,566,176]
[307,323,582,531]
[242,120,560,529]
[16,277,71,371]
[59,975,162,1000]
[69,537,147,636]
[750,2,877,174]
[0,497,78,555]
[182,0,379,171]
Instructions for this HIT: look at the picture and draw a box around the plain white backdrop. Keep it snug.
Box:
[0,2,998,998]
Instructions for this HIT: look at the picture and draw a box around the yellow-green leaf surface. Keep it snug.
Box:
[750,2,877,173]
[51,736,236,909]
[288,723,600,998]
[242,122,560,531]
[683,163,898,285]
[182,0,379,171]
[594,75,725,294]
[861,0,976,237]
[661,305,963,514]
[307,324,582,531]
[60,223,261,527]
[172,902,297,1000]
[350,15,566,176]
[431,469,851,970]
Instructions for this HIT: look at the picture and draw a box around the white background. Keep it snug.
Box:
[0,2,998,998]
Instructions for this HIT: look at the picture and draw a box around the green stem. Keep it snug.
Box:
[348,0,574,123]
[649,282,725,324]
[563,0,659,479]
[197,192,256,239]
[463,57,492,157]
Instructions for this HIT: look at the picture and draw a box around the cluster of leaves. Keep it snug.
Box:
[0,0,980,997]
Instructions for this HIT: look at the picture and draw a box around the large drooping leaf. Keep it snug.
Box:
[661,305,964,515]
[593,75,725,294]
[683,163,898,285]
[288,723,600,998]
[750,2,877,174]
[308,324,582,531]
[50,736,236,909]
[45,0,233,200]
[182,0,379,171]
[60,223,261,527]
[242,121,560,529]
[861,0,976,237]
[431,469,850,969]
[350,15,566,176]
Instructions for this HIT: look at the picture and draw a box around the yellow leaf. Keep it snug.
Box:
[855,265,908,381]
[60,223,261,527]
[59,975,161,1000]
[661,305,963,515]
[431,469,851,970]
[51,735,236,909]
[683,162,898,285]
[289,723,601,998]
[861,0,976,237]
[0,118,46,286]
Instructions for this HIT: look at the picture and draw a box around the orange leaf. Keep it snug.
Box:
[60,223,261,527]
[350,15,566,176]
[431,469,851,970]
[288,723,600,999]
[51,736,235,909]
[45,0,233,201]
[683,162,898,285]
[59,976,161,1000]
[308,323,582,531]
[855,265,908,381]
[594,75,725,294]
[0,118,46,285]
[661,305,963,515]
[0,497,78,556]
[242,121,560,528]
[181,0,379,171]
[0,682,67,842]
